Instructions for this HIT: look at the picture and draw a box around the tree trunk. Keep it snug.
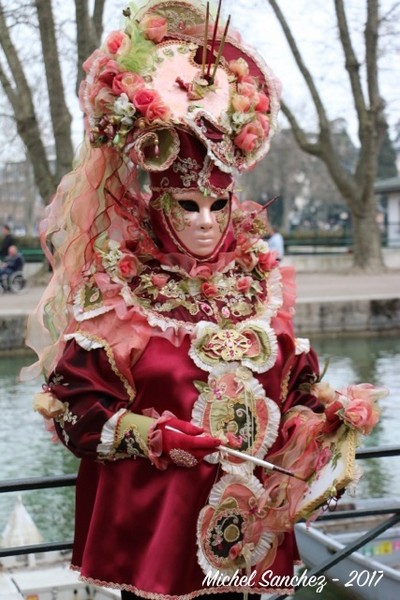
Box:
[349,192,384,271]
[75,0,102,94]
[267,0,388,272]
[35,0,74,181]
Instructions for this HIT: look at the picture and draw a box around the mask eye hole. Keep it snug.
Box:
[177,200,199,212]
[211,199,228,212]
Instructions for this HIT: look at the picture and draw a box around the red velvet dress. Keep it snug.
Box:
[47,249,323,599]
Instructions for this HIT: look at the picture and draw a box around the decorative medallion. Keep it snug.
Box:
[192,363,280,474]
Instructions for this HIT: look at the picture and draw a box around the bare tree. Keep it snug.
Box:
[0,0,105,205]
[267,0,391,271]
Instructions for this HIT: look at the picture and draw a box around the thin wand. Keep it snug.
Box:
[165,425,307,481]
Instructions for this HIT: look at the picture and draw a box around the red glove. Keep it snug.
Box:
[157,417,220,468]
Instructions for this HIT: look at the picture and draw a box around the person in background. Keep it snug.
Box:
[0,245,24,283]
[267,226,285,261]
[0,225,15,259]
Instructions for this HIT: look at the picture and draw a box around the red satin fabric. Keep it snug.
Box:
[51,333,321,598]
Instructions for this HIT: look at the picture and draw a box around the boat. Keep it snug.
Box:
[295,498,400,600]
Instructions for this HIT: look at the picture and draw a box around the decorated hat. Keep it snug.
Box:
[79,0,281,181]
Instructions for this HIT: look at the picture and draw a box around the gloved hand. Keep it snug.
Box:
[156,417,221,468]
[114,410,220,470]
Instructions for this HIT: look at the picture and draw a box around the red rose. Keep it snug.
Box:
[151,273,169,288]
[133,89,160,115]
[236,276,253,293]
[83,49,105,74]
[117,254,139,279]
[256,113,270,137]
[324,399,344,422]
[140,15,168,43]
[342,399,380,435]
[105,31,130,56]
[201,281,219,298]
[258,251,278,272]
[255,92,270,113]
[238,81,258,100]
[112,72,145,100]
[234,121,265,153]
[146,98,171,122]
[98,60,121,86]
[231,93,252,113]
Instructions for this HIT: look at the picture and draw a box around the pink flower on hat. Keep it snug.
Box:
[229,57,250,80]
[146,97,171,122]
[234,121,265,153]
[236,276,253,293]
[238,81,258,100]
[256,113,270,136]
[140,14,168,43]
[258,251,279,272]
[132,88,171,122]
[255,92,270,113]
[105,31,131,56]
[231,93,252,113]
[112,72,145,101]
[98,60,121,86]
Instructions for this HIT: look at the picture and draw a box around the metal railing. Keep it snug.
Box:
[283,221,400,255]
[1,445,399,598]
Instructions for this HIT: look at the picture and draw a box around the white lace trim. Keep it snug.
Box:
[64,332,104,351]
[97,408,127,458]
[295,337,311,355]
[73,288,113,322]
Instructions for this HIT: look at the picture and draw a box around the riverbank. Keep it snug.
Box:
[0,260,399,350]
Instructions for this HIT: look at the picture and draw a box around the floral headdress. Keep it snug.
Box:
[80,0,281,177]
[23,0,282,379]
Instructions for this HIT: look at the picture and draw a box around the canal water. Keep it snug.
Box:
[0,334,399,599]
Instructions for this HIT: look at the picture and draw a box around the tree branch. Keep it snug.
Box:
[267,0,330,131]
[93,0,106,41]
[280,100,321,156]
[0,60,17,107]
[365,0,380,110]
[35,0,73,180]
[75,0,100,94]
[281,100,357,200]
[0,2,56,203]
[334,0,367,132]
[0,4,33,111]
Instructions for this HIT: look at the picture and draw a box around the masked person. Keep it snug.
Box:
[27,2,384,599]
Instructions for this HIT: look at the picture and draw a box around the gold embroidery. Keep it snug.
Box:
[280,369,291,404]
[204,329,252,362]
[172,155,200,187]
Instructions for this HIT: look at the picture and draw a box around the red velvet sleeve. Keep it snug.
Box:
[281,346,324,415]
[49,340,132,459]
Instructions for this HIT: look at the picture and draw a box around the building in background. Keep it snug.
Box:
[375,176,400,248]
[0,159,45,236]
